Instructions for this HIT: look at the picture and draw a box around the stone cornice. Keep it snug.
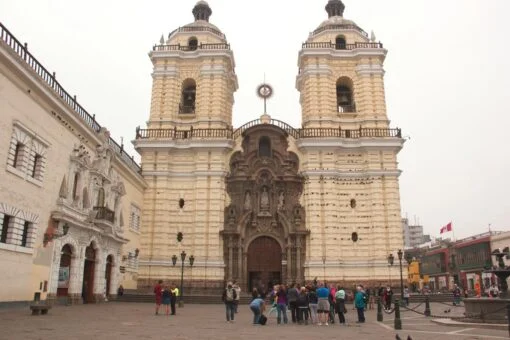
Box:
[133,139,234,151]
[142,170,228,177]
[300,169,402,178]
[297,48,387,67]
[296,137,404,150]
[150,49,236,68]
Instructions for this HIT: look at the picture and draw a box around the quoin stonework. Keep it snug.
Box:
[134,0,406,293]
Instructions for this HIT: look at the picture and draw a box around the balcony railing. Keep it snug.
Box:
[302,41,383,50]
[312,24,369,38]
[153,43,230,52]
[0,22,141,174]
[136,125,402,140]
[338,104,356,113]
[168,26,226,39]
[179,104,195,114]
[93,206,115,223]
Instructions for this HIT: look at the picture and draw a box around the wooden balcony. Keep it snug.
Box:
[93,206,115,223]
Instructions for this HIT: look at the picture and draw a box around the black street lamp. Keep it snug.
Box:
[387,253,394,287]
[397,249,404,307]
[171,250,194,307]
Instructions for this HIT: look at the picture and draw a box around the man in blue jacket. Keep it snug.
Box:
[354,286,366,323]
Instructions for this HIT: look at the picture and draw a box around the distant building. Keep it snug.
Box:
[402,218,428,248]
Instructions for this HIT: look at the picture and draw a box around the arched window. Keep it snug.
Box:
[188,37,198,51]
[72,173,80,201]
[336,77,355,113]
[335,35,346,49]
[180,79,196,114]
[258,136,271,157]
[97,188,105,207]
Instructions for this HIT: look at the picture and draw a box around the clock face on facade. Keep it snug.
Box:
[257,83,273,99]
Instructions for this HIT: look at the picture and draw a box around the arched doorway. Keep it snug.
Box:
[247,236,281,296]
[57,244,72,297]
[105,255,113,298]
[82,244,96,303]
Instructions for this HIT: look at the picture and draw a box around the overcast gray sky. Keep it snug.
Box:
[1,0,509,240]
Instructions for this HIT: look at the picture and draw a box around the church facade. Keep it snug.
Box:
[135,0,405,292]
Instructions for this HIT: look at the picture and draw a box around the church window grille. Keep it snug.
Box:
[97,188,105,207]
[0,214,11,244]
[72,173,80,201]
[188,37,198,51]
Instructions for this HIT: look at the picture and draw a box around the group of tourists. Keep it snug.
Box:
[153,280,180,316]
[243,281,368,326]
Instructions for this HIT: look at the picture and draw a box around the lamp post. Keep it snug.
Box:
[171,250,195,307]
[387,253,394,287]
[397,249,404,307]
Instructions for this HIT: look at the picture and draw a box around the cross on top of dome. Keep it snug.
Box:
[193,1,212,22]
[325,0,345,18]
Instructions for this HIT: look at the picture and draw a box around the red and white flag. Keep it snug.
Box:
[440,222,452,234]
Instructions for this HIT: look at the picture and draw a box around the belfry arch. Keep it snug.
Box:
[221,123,308,291]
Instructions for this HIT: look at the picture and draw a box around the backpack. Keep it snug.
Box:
[225,288,236,302]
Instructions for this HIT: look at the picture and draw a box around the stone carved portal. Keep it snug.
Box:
[221,124,308,291]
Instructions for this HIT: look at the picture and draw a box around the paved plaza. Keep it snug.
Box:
[0,302,508,340]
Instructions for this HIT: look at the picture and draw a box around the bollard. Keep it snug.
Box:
[424,295,431,317]
[507,303,510,338]
[377,296,383,322]
[394,299,402,330]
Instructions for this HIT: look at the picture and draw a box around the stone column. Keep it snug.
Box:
[286,239,292,283]
[243,252,248,292]
[237,239,242,283]
[69,246,85,305]
[296,237,302,282]
[228,237,233,281]
[93,250,105,303]
[47,244,62,304]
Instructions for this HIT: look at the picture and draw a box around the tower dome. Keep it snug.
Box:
[312,0,367,38]
[169,1,226,42]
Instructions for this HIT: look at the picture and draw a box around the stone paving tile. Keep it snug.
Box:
[0,303,507,340]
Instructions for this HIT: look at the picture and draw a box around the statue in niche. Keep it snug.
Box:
[260,187,270,211]
[244,191,251,211]
[278,191,285,211]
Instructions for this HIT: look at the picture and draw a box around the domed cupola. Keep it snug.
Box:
[325,0,345,18]
[192,1,212,22]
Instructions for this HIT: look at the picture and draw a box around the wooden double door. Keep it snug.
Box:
[247,236,282,295]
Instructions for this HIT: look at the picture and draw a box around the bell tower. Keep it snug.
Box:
[296,0,388,130]
[147,1,238,130]
[135,1,237,292]
[296,0,406,286]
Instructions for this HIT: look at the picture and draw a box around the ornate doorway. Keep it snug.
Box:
[82,244,96,303]
[57,244,72,297]
[247,236,281,295]
[221,123,309,291]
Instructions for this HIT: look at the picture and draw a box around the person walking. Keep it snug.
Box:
[249,296,266,325]
[452,284,461,305]
[403,286,410,306]
[354,286,366,323]
[170,282,179,315]
[296,287,310,325]
[316,282,330,326]
[328,284,336,324]
[335,286,346,325]
[276,284,289,324]
[308,286,319,325]
[222,282,237,323]
[162,285,171,316]
[153,280,163,315]
[384,286,393,310]
[233,281,241,313]
[287,283,299,323]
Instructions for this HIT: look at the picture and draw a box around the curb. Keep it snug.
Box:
[431,318,507,330]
